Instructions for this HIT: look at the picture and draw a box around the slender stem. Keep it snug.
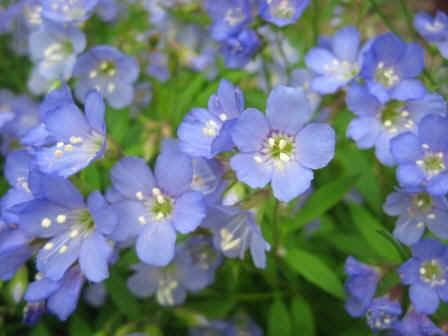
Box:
[368,0,398,33]
[272,199,280,255]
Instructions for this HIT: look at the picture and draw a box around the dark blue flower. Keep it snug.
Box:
[347,84,446,166]
[394,311,445,336]
[360,32,425,102]
[230,85,335,202]
[384,190,448,245]
[29,21,86,80]
[73,45,139,108]
[414,11,448,59]
[40,0,98,23]
[202,206,270,268]
[259,0,310,27]
[108,140,205,266]
[22,86,106,178]
[399,238,448,314]
[366,297,402,332]
[391,114,448,196]
[220,28,260,69]
[305,26,361,94]
[178,79,244,159]
[24,266,84,322]
[205,0,252,41]
[16,174,116,282]
[344,256,380,317]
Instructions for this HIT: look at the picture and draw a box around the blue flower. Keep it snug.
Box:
[394,311,445,336]
[414,11,448,59]
[220,28,260,69]
[0,228,33,280]
[190,315,262,336]
[391,114,448,196]
[399,238,448,314]
[259,0,310,27]
[205,0,252,41]
[347,84,447,166]
[29,21,86,80]
[108,140,206,266]
[344,256,380,317]
[0,92,40,154]
[360,32,425,102]
[73,45,139,108]
[16,174,116,282]
[366,297,402,332]
[146,50,170,82]
[1,150,35,223]
[127,235,220,306]
[202,206,270,268]
[178,79,244,159]
[305,26,361,94]
[24,266,84,322]
[22,86,106,178]
[384,190,448,245]
[230,85,335,202]
[40,0,98,24]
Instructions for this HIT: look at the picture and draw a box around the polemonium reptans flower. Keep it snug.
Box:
[394,311,445,336]
[205,0,252,41]
[1,150,35,223]
[344,256,380,317]
[346,84,447,166]
[202,206,270,268]
[108,141,206,266]
[16,175,116,282]
[73,45,139,108]
[0,229,33,280]
[178,79,244,159]
[29,21,86,80]
[40,0,98,23]
[127,236,219,306]
[220,28,260,69]
[230,85,335,202]
[399,238,448,314]
[366,297,401,332]
[305,26,361,94]
[391,114,448,196]
[360,32,425,102]
[259,0,310,27]
[384,190,448,245]
[22,87,106,178]
[414,11,448,59]
[24,266,84,322]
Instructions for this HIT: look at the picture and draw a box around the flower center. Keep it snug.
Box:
[271,0,295,19]
[224,7,245,26]
[44,41,73,63]
[380,101,414,133]
[266,133,295,161]
[366,309,397,330]
[323,59,359,82]
[93,60,117,78]
[412,192,433,211]
[150,188,173,221]
[202,119,220,137]
[375,62,400,88]
[416,148,446,177]
[419,259,446,286]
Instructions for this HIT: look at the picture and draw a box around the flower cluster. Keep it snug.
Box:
[205,0,310,68]
[325,18,448,334]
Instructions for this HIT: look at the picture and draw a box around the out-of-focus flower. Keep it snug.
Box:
[73,46,139,108]
[220,28,260,68]
[259,0,310,27]
[414,11,448,59]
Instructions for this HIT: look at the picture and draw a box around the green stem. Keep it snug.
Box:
[272,200,280,255]
[368,0,398,33]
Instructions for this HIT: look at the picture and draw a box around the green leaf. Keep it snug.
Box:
[290,297,315,336]
[69,315,92,336]
[285,248,345,299]
[105,271,140,320]
[268,299,292,336]
[286,175,359,233]
[349,203,402,263]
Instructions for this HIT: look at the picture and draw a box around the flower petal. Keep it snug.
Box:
[295,123,335,169]
[136,223,176,266]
